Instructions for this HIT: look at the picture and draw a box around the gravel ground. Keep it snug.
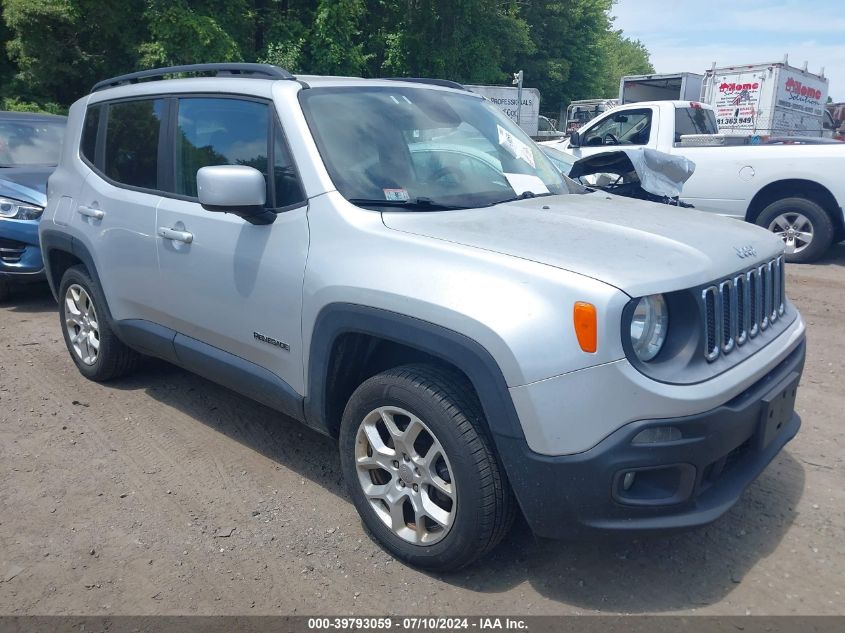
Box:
[1,243,843,615]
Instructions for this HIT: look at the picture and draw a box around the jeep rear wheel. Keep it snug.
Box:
[59,265,139,381]
[339,364,514,571]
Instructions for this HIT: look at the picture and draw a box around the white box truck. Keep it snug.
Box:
[700,58,829,137]
[466,84,541,136]
[618,73,703,104]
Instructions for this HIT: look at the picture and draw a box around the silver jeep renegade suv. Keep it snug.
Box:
[40,64,806,570]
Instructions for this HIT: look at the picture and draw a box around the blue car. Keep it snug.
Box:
[0,111,66,300]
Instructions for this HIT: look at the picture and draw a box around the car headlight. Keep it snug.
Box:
[630,294,669,361]
[0,196,44,220]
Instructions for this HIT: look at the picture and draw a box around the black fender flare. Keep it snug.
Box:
[40,229,108,309]
[304,303,526,443]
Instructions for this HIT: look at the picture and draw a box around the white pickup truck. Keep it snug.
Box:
[542,100,845,262]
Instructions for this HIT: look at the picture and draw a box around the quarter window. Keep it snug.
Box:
[273,123,305,208]
[174,98,269,198]
[81,106,100,164]
[104,99,165,189]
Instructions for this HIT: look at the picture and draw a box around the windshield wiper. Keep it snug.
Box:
[348,197,470,211]
[491,190,556,206]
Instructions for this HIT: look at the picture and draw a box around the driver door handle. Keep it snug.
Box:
[77,205,104,220]
[158,227,194,244]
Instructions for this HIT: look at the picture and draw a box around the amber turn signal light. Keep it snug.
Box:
[573,302,597,353]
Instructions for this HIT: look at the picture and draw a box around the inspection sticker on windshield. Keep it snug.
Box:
[383,188,410,202]
[503,173,550,196]
[497,124,535,168]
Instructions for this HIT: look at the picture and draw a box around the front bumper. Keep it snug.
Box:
[496,339,805,539]
[0,218,44,281]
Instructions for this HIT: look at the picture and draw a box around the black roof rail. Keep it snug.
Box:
[383,77,469,91]
[91,63,294,93]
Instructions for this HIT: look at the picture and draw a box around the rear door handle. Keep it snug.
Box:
[158,227,194,244]
[77,205,104,220]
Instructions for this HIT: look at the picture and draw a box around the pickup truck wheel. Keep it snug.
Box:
[59,265,139,381]
[339,364,514,571]
[757,197,833,263]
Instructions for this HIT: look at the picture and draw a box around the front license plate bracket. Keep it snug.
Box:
[758,371,800,450]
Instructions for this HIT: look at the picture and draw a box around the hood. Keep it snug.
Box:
[382,193,783,297]
[0,166,52,207]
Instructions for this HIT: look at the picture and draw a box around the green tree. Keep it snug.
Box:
[0,0,656,115]
[139,0,245,67]
[596,29,654,99]
[307,0,368,75]
[515,0,616,118]
[383,0,533,83]
[2,0,146,105]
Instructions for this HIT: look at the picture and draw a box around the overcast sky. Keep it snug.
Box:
[611,0,844,101]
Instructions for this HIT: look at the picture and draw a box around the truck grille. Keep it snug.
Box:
[0,238,27,264]
[702,256,785,362]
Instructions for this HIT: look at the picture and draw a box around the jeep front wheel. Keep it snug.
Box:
[339,364,514,571]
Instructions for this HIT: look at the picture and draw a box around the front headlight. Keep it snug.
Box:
[0,196,44,220]
[630,294,669,361]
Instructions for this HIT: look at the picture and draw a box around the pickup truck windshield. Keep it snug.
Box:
[0,118,65,167]
[299,86,566,209]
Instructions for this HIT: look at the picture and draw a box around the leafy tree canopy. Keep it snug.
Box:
[1,0,653,116]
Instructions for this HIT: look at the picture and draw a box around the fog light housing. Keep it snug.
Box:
[631,426,682,445]
[613,464,697,506]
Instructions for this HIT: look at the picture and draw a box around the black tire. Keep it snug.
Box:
[339,364,515,571]
[0,280,9,303]
[58,265,139,381]
[755,197,834,263]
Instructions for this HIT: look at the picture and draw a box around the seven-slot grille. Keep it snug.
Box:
[702,256,786,362]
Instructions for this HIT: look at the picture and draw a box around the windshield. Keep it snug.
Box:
[540,145,575,175]
[0,118,66,167]
[299,86,566,209]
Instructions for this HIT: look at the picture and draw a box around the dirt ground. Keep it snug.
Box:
[1,244,843,616]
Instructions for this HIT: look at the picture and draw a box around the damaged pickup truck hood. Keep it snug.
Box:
[381,193,784,297]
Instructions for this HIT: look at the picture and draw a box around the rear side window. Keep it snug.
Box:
[674,107,718,142]
[104,99,165,189]
[80,106,100,164]
[174,98,269,198]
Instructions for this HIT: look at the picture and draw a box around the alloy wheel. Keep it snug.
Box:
[768,212,814,255]
[64,284,100,366]
[354,406,457,545]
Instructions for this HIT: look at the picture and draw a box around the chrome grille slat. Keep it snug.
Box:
[702,286,720,362]
[759,264,769,331]
[747,269,759,338]
[734,274,747,346]
[702,256,786,362]
[719,279,735,354]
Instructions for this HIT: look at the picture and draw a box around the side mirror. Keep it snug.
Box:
[569,131,582,147]
[196,165,275,225]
